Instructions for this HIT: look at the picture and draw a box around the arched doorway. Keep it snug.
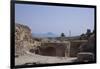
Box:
[41,47,56,56]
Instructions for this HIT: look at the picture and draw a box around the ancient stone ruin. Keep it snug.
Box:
[77,34,95,62]
[15,23,41,56]
[15,23,95,63]
[15,23,71,57]
[35,42,70,57]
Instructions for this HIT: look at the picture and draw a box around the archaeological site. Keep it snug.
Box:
[15,23,95,66]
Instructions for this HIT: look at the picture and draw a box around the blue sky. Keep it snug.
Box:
[15,4,94,36]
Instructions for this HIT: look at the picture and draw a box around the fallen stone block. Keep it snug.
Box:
[77,52,94,62]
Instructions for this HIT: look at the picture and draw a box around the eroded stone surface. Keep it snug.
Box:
[15,23,41,56]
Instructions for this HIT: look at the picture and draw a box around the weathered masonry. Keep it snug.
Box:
[69,40,88,57]
[35,41,70,57]
[33,40,88,57]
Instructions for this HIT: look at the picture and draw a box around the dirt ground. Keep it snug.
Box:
[15,53,77,66]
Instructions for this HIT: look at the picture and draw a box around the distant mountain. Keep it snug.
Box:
[32,32,58,38]
[46,32,57,37]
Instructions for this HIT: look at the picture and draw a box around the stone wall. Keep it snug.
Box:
[69,40,88,57]
[79,34,95,57]
[15,23,40,56]
[35,42,69,57]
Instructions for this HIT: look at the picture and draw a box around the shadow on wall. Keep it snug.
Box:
[38,47,56,56]
[29,43,67,57]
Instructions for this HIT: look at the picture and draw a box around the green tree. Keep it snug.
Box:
[86,29,91,37]
[80,33,86,39]
[61,33,65,37]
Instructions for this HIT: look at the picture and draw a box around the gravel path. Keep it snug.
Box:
[15,53,77,66]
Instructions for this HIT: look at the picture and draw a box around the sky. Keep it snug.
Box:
[15,4,94,36]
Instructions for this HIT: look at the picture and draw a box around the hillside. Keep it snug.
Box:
[15,23,40,56]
